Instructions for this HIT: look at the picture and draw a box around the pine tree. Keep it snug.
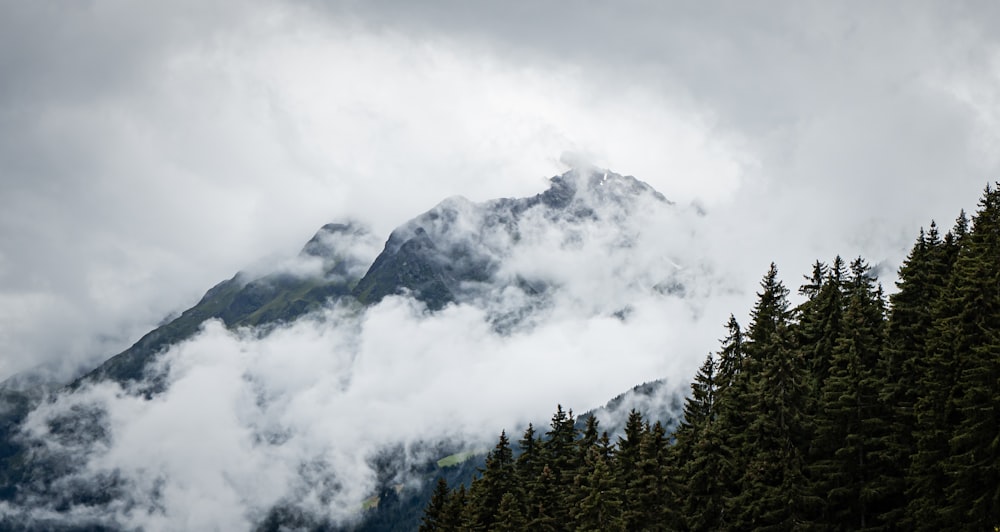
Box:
[441,483,467,530]
[708,314,749,528]
[715,314,745,391]
[880,221,952,524]
[542,404,578,526]
[494,492,527,531]
[732,263,811,530]
[623,422,672,530]
[808,257,888,529]
[907,210,977,529]
[672,352,731,530]
[577,415,601,473]
[466,430,516,530]
[614,409,644,494]
[941,184,1000,528]
[516,422,544,516]
[682,411,731,531]
[796,256,847,401]
[573,447,624,532]
[526,465,562,531]
[419,477,450,531]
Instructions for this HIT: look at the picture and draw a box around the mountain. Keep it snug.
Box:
[76,222,379,391]
[0,167,691,531]
[354,169,669,311]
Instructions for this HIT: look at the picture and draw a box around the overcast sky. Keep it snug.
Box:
[2,1,1000,379]
[4,1,1000,528]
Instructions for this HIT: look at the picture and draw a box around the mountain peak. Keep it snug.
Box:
[352,168,673,311]
[545,167,670,209]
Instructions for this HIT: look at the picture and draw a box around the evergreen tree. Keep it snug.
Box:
[715,314,745,391]
[942,184,1000,528]
[543,404,578,526]
[907,210,978,529]
[623,422,672,530]
[681,410,731,531]
[494,492,527,531]
[809,257,888,529]
[440,484,467,530]
[577,415,601,473]
[708,314,749,528]
[732,264,811,530]
[880,221,951,524]
[797,256,847,401]
[545,405,579,483]
[466,430,516,530]
[516,422,544,514]
[614,409,644,494]
[419,477,450,531]
[526,465,562,531]
[672,352,732,529]
[573,448,624,532]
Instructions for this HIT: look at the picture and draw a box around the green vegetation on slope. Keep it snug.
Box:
[422,183,1000,531]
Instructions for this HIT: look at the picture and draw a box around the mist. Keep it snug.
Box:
[12,179,746,528]
[1,0,999,528]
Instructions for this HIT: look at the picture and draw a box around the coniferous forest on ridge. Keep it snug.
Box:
[420,184,1000,531]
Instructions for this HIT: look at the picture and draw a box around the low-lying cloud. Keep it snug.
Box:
[10,177,747,529]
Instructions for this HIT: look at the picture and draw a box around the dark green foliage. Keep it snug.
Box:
[732,265,813,529]
[808,258,890,528]
[440,484,467,530]
[466,431,516,530]
[493,492,527,531]
[419,478,450,532]
[417,185,1000,532]
[572,448,623,532]
[674,353,732,531]
[941,185,1000,528]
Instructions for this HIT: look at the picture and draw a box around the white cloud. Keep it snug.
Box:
[13,178,748,528]
[4,1,1000,527]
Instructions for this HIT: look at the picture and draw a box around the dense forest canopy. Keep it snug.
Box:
[422,183,1000,531]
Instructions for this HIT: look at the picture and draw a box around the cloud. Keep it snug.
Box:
[3,1,1000,525]
[0,1,749,381]
[11,176,747,529]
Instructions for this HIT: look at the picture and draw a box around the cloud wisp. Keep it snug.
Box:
[10,171,745,529]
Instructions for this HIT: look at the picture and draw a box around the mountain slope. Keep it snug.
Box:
[0,167,695,531]
[77,222,378,389]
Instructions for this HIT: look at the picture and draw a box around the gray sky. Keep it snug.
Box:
[4,1,1000,527]
[1,1,998,380]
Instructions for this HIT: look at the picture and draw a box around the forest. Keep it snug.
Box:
[420,184,1000,531]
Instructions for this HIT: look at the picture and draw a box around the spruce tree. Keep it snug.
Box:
[623,422,672,530]
[673,352,731,530]
[808,257,888,529]
[527,465,562,531]
[797,256,847,403]
[941,184,1000,528]
[516,422,544,515]
[441,483,467,530]
[572,447,624,532]
[880,221,951,524]
[494,492,528,531]
[466,430,516,530]
[420,477,450,532]
[614,409,644,495]
[709,314,749,527]
[732,263,811,530]
[907,210,977,529]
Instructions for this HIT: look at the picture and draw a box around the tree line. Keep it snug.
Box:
[421,184,1000,531]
